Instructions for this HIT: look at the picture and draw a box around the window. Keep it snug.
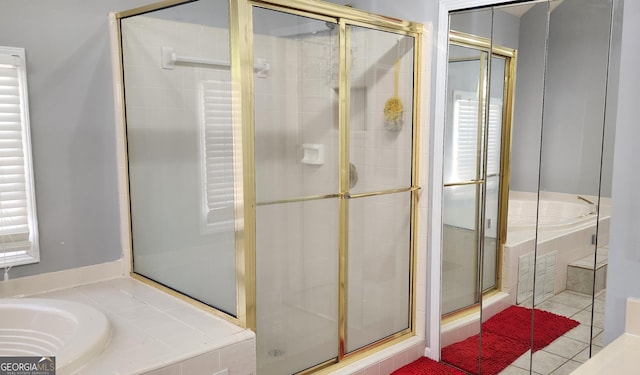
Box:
[0,47,39,267]
[199,80,235,231]
[451,90,502,182]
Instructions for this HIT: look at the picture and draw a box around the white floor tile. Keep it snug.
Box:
[542,336,589,359]
[548,291,593,310]
[528,350,568,374]
[562,324,602,344]
[537,300,582,318]
[499,365,537,374]
[573,345,602,363]
[550,359,582,375]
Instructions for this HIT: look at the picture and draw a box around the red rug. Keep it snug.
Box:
[393,306,579,375]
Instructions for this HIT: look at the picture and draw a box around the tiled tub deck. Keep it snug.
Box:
[21,277,255,375]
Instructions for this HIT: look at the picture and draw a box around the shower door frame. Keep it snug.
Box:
[115,0,423,373]
[441,30,516,318]
[246,1,423,371]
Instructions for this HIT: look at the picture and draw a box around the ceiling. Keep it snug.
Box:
[498,1,564,18]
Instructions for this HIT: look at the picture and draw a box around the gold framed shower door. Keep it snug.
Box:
[114,0,423,373]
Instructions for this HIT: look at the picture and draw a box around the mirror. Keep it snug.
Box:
[440,7,494,373]
[533,1,614,373]
[441,0,615,373]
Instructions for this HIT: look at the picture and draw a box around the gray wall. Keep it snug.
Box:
[539,0,614,197]
[605,0,640,344]
[510,0,615,196]
[0,0,155,279]
[510,3,548,193]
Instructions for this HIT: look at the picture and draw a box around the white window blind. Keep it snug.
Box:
[0,47,39,267]
[451,91,502,182]
[199,80,235,230]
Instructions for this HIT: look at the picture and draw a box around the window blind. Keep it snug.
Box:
[0,47,38,266]
[452,91,502,182]
[199,80,235,229]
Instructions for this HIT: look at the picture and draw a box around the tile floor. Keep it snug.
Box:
[498,289,606,375]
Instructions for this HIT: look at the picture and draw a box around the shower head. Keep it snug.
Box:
[325,22,336,30]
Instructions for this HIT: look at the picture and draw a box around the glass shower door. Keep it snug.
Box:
[253,6,419,373]
[441,45,509,315]
[482,55,506,293]
[442,46,488,315]
[253,7,340,375]
[345,25,415,353]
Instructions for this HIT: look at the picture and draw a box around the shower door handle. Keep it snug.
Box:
[349,162,358,189]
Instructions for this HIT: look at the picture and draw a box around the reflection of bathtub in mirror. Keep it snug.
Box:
[508,195,605,232]
[503,191,610,306]
[507,191,610,236]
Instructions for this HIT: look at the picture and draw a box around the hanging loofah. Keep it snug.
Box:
[384,58,403,131]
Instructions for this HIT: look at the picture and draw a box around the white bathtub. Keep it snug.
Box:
[508,195,602,232]
[503,191,611,305]
[0,298,110,375]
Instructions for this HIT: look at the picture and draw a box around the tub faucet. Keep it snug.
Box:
[577,195,598,215]
[577,195,595,205]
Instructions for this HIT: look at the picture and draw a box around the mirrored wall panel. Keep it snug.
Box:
[534,0,614,371]
[440,8,494,373]
[441,0,615,373]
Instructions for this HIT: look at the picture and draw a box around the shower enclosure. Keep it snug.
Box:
[115,0,422,373]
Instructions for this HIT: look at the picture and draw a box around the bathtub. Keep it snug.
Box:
[507,194,603,232]
[0,298,110,375]
[503,191,611,305]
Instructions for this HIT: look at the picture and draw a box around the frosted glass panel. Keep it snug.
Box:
[444,48,483,185]
[347,192,411,352]
[253,7,341,374]
[349,26,414,194]
[256,200,339,375]
[123,0,237,316]
[253,7,339,203]
[441,184,480,315]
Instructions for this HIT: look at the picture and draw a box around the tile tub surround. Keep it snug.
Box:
[12,277,255,375]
